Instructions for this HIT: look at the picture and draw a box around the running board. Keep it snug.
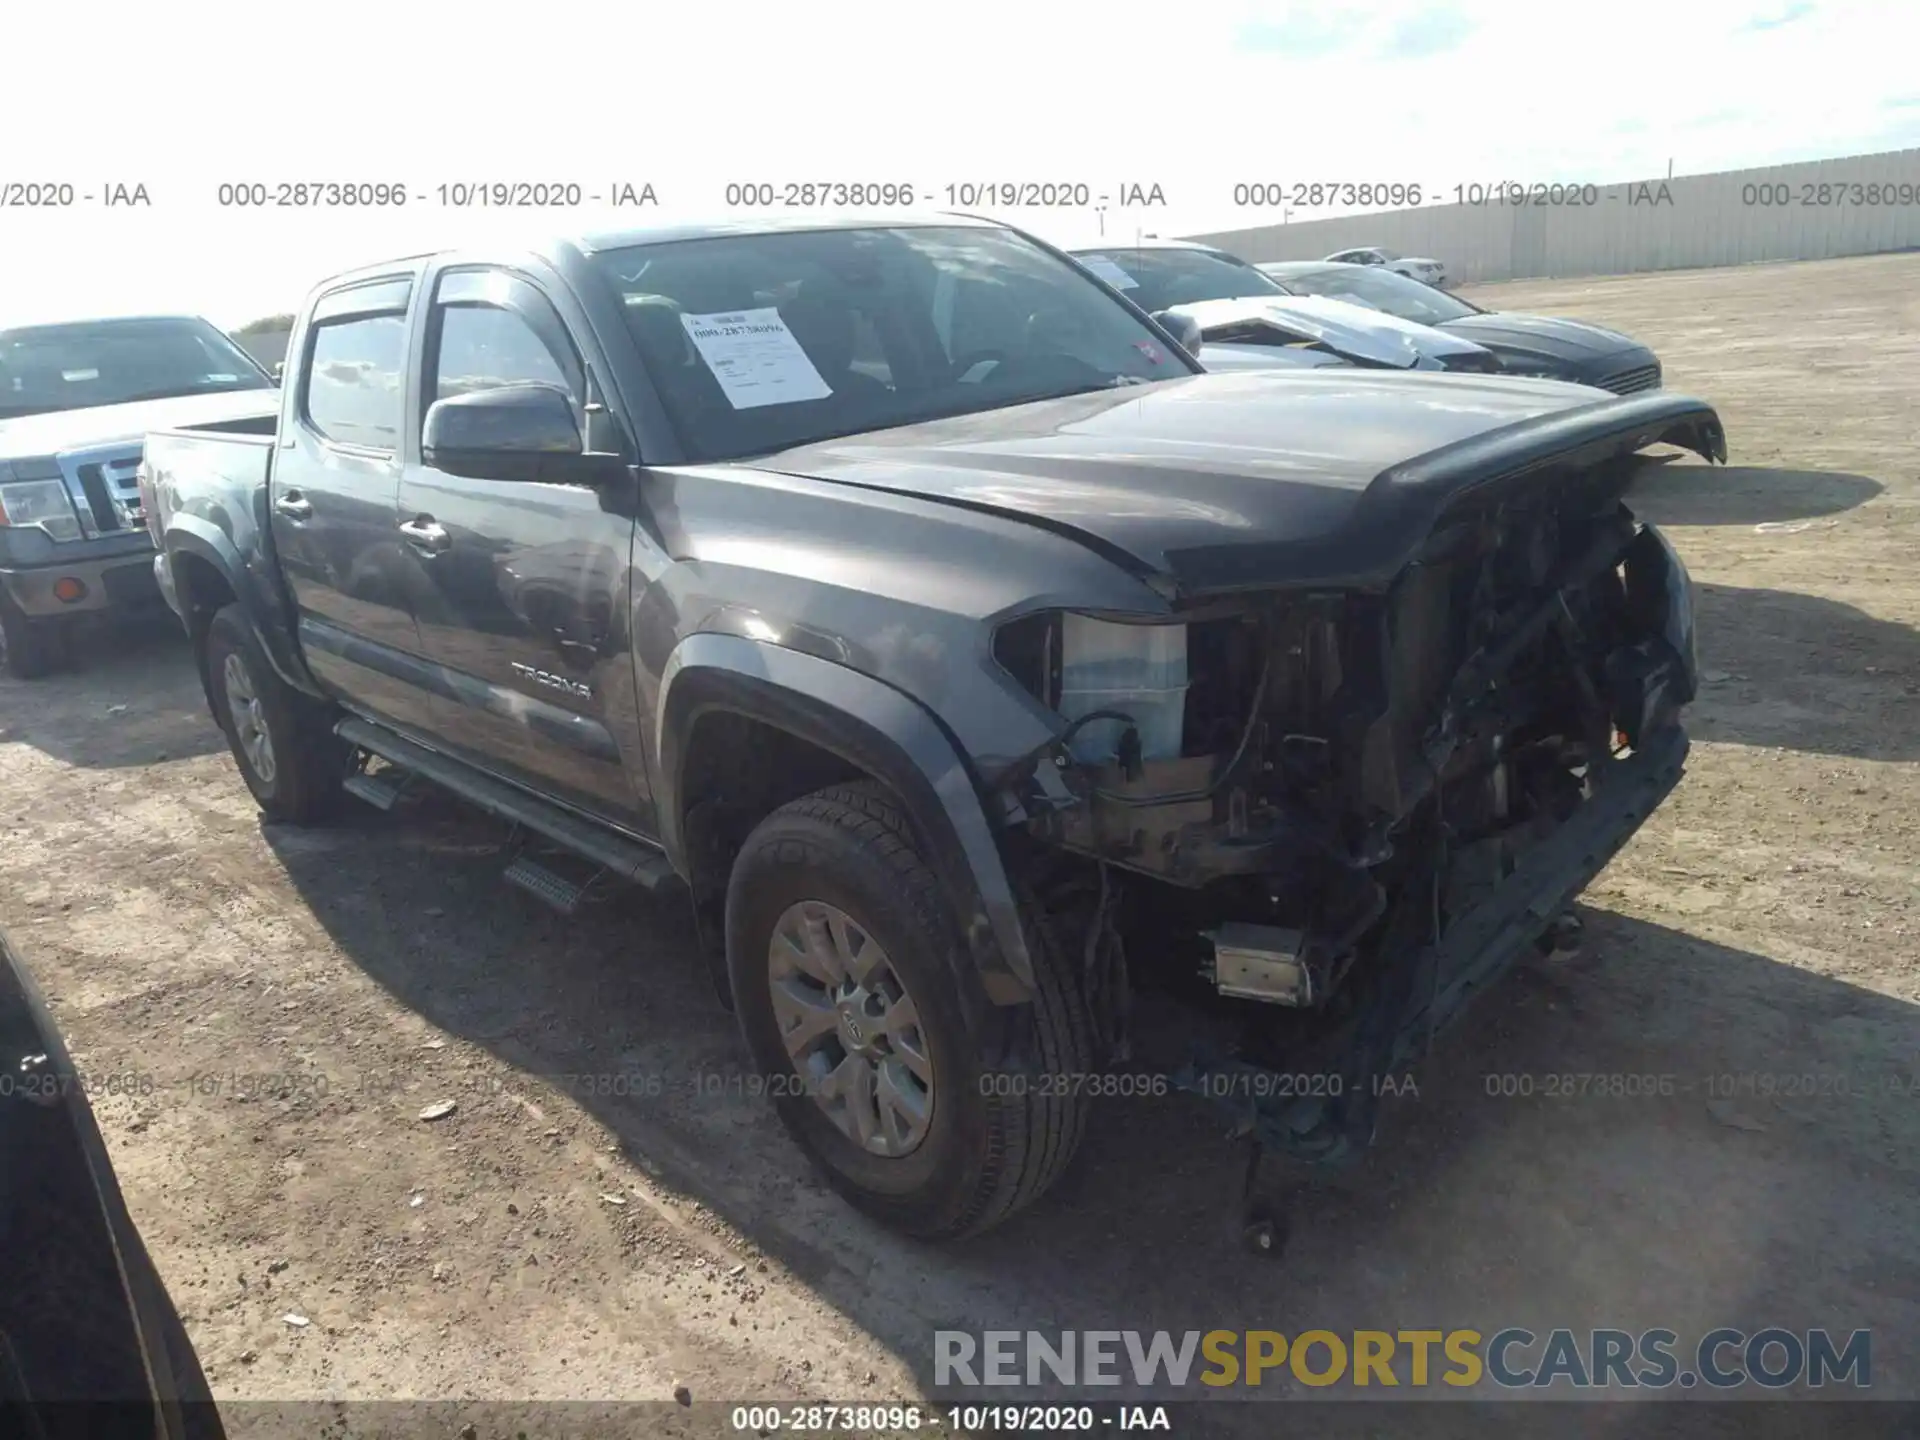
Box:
[503,855,585,916]
[334,716,682,893]
[343,771,406,812]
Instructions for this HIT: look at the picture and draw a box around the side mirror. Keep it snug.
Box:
[1151,310,1205,360]
[422,383,606,483]
[271,361,284,386]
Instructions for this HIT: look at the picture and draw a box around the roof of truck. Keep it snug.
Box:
[572,211,1002,253]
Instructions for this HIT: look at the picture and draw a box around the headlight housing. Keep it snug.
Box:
[0,477,84,542]
[994,611,1190,765]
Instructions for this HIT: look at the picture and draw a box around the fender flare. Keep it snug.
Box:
[164,516,323,699]
[655,633,1036,1006]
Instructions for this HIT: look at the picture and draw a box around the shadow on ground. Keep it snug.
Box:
[265,799,1920,1424]
[0,615,222,769]
[1689,583,1920,762]
[1629,463,1882,528]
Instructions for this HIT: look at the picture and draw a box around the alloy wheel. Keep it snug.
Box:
[222,651,277,785]
[766,899,935,1157]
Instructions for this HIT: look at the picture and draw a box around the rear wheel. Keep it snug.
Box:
[0,591,71,679]
[203,604,344,823]
[725,781,1094,1239]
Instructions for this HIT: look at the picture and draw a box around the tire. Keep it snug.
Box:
[0,590,71,679]
[725,781,1093,1239]
[203,603,344,823]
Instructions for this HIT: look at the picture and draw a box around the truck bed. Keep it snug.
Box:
[144,427,275,520]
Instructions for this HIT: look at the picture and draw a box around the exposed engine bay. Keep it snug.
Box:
[993,449,1700,1165]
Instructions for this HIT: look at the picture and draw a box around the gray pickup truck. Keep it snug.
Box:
[144,214,1724,1243]
[0,316,280,677]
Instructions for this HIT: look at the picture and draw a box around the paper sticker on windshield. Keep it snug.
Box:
[1133,341,1164,364]
[61,368,100,382]
[1078,255,1139,291]
[679,307,831,410]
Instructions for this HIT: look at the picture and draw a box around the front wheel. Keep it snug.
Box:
[725,782,1094,1239]
[0,591,71,679]
[203,604,345,823]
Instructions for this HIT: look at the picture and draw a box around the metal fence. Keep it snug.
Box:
[1187,148,1920,284]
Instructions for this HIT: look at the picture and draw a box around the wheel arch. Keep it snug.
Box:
[656,633,1036,1007]
[165,518,322,702]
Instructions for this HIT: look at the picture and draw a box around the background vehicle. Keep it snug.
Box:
[0,317,278,678]
[1068,240,1500,372]
[1323,245,1447,287]
[1260,261,1665,395]
[146,215,1723,1242]
[1,928,224,1438]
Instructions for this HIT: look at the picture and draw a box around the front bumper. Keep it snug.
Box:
[0,545,164,618]
[1181,724,1690,1162]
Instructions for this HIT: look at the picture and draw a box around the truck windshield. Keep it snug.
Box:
[1068,246,1287,312]
[0,318,272,419]
[593,224,1199,463]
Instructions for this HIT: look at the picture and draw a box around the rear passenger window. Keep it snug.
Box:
[431,305,574,405]
[305,314,406,450]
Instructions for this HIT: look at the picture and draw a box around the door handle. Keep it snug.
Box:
[274,491,314,521]
[398,517,451,554]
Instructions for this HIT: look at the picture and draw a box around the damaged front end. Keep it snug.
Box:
[992,404,1715,1167]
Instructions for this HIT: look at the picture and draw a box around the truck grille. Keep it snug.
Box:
[67,451,146,535]
[1597,362,1662,395]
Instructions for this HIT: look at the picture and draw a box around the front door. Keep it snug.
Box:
[395,266,647,829]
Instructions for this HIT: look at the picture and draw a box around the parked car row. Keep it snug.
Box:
[1066,239,1666,394]
[1067,240,1501,373]
[134,210,1725,1247]
[1260,260,1665,394]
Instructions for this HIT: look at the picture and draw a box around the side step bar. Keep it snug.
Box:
[343,770,407,812]
[503,855,585,916]
[334,716,682,894]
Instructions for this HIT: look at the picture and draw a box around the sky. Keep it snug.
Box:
[5,0,1917,329]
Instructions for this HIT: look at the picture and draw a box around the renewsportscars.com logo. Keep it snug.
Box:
[935,1327,1871,1391]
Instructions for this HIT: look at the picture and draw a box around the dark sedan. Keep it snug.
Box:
[1,927,224,1436]
[1256,261,1664,396]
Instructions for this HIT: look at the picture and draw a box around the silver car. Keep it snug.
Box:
[1323,246,1447,288]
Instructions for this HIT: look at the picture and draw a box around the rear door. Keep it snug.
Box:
[394,263,648,828]
[269,275,441,733]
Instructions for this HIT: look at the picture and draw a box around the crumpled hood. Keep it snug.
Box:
[0,390,278,460]
[1438,311,1642,364]
[746,369,1725,594]
[1168,294,1493,370]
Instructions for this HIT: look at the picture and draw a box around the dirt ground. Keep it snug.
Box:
[2,252,1917,1437]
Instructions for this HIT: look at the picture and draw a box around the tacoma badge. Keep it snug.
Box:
[511,661,593,699]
